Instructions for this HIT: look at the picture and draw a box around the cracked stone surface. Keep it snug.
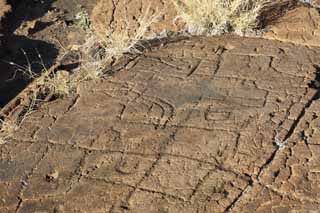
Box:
[91,0,180,40]
[1,36,320,212]
[264,6,320,47]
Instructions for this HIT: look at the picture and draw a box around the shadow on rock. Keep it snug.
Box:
[0,0,58,108]
[0,35,58,107]
[3,0,56,34]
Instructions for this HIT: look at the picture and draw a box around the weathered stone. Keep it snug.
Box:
[2,36,320,211]
[91,0,179,40]
[0,0,10,21]
[264,6,320,47]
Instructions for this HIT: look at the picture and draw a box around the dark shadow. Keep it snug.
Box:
[29,21,55,35]
[0,0,58,108]
[0,35,58,107]
[2,0,56,34]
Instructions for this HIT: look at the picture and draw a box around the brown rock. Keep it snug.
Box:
[0,0,10,34]
[91,0,179,40]
[0,0,10,21]
[14,20,37,36]
[264,6,320,47]
[2,36,320,211]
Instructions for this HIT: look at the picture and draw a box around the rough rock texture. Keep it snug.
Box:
[1,36,320,212]
[0,0,10,34]
[259,0,299,27]
[0,0,10,21]
[264,6,320,47]
[91,0,312,39]
[90,0,299,39]
[91,0,179,40]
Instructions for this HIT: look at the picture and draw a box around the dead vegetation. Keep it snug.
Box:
[0,49,77,144]
[0,91,37,145]
[0,0,303,144]
[82,1,163,72]
[0,1,162,143]
[8,49,74,97]
[0,117,18,144]
[171,0,268,35]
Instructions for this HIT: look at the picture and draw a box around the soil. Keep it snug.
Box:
[1,0,320,212]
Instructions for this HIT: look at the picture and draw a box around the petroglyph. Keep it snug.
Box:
[1,36,320,212]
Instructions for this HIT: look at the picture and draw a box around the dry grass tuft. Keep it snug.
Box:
[81,2,162,71]
[8,49,74,97]
[0,92,37,145]
[0,51,74,144]
[35,69,74,97]
[172,0,267,35]
[0,117,19,144]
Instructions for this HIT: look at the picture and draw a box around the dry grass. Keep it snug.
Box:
[36,69,74,97]
[0,50,74,144]
[0,92,37,145]
[0,3,163,143]
[172,0,268,35]
[8,49,74,97]
[97,7,158,57]
[0,117,19,144]
[81,3,162,71]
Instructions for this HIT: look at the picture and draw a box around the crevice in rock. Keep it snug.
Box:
[283,64,320,141]
[224,176,253,212]
[258,64,320,178]
[212,46,227,79]
[225,64,320,212]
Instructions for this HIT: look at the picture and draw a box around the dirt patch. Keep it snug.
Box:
[1,36,320,212]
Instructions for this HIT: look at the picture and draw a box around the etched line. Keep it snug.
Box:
[187,59,202,77]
